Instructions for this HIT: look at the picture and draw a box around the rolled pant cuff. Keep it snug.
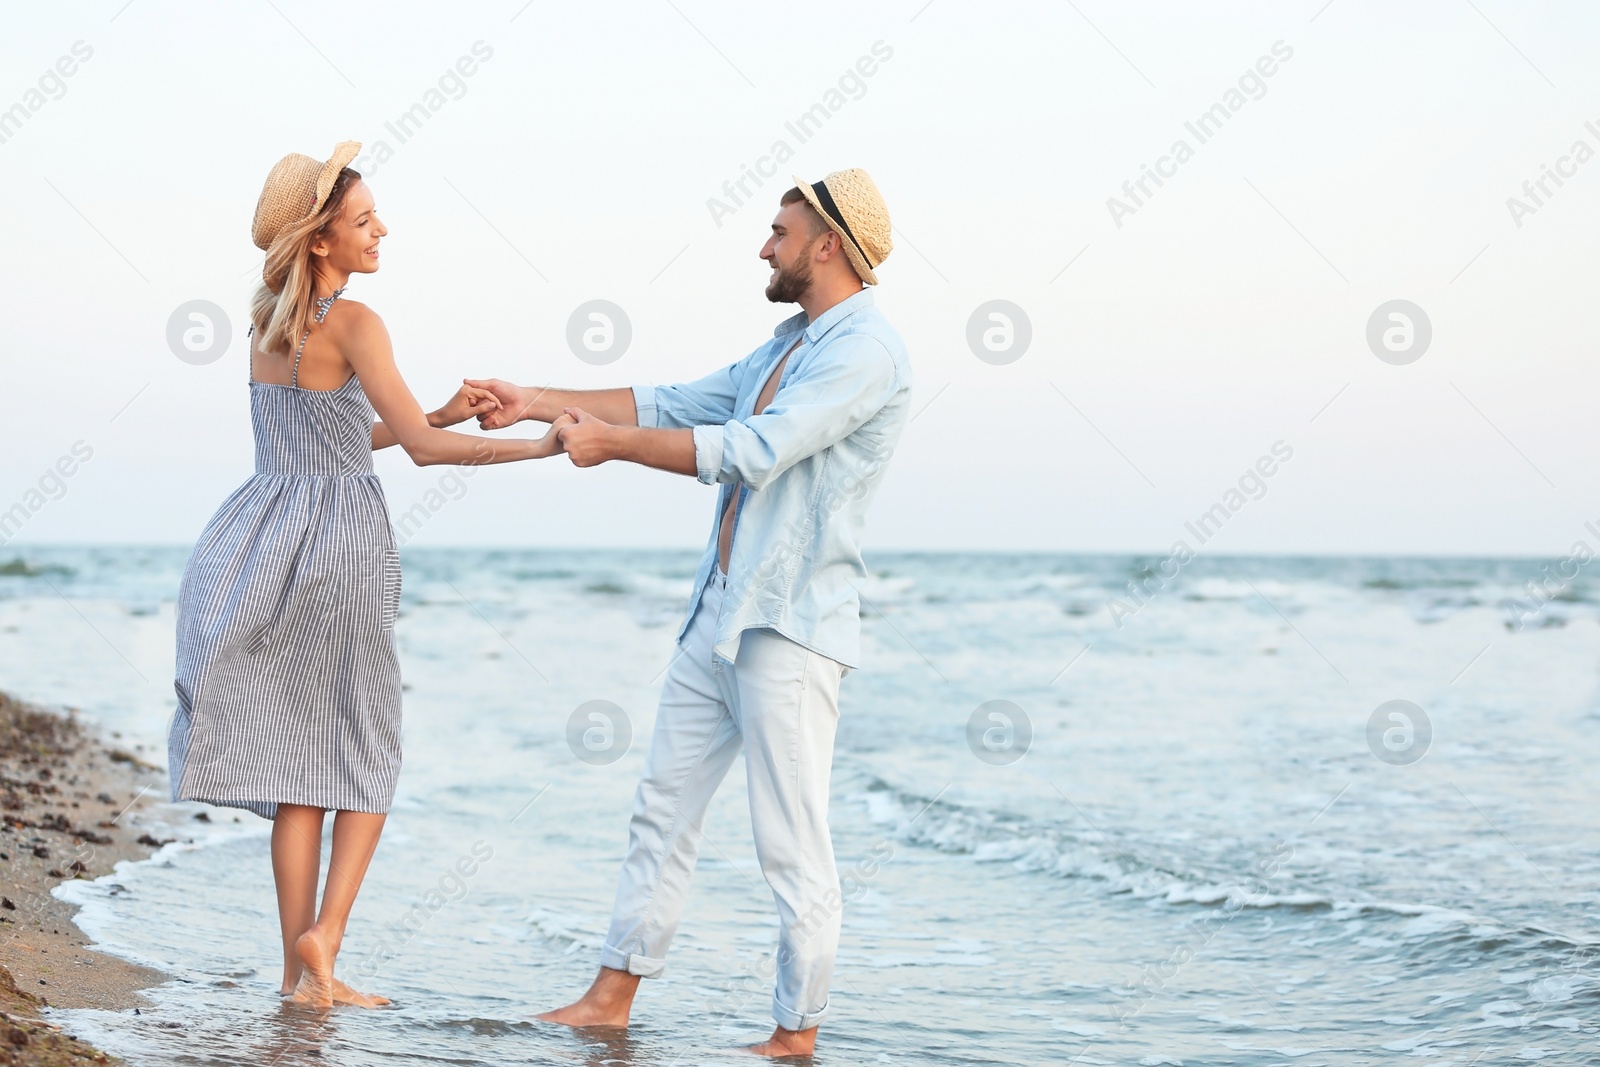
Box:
[599,942,666,979]
[772,993,828,1031]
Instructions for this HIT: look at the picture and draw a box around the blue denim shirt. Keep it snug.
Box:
[631,288,911,669]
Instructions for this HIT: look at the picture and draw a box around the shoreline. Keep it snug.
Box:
[1,689,174,1065]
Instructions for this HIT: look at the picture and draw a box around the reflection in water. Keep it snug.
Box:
[265,999,340,1063]
[572,1025,644,1067]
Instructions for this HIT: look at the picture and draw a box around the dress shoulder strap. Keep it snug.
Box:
[292,288,348,389]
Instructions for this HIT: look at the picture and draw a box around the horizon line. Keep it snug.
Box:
[0,541,1574,564]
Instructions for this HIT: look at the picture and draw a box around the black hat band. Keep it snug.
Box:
[810,181,874,269]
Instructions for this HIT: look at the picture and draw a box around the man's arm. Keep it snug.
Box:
[469,346,760,434]
[556,338,901,484]
[558,409,698,476]
[465,381,638,428]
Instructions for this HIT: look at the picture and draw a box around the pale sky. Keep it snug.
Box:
[4,0,1599,555]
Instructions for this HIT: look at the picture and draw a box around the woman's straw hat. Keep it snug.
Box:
[793,168,891,285]
[251,140,362,251]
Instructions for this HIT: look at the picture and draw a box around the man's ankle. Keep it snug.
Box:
[590,967,641,1000]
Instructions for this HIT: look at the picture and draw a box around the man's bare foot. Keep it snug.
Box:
[745,1025,818,1058]
[536,1001,629,1027]
[536,967,640,1028]
[290,927,335,1009]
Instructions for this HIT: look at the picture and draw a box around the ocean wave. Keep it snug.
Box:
[56,811,268,973]
[853,777,1599,957]
[519,906,605,954]
[0,558,74,578]
[575,571,695,602]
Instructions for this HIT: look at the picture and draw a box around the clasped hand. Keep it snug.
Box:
[432,383,501,426]
[463,378,614,467]
[429,383,574,458]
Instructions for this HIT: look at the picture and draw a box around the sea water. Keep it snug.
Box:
[0,546,1596,1065]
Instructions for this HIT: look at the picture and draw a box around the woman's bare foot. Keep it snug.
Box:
[745,1026,818,1058]
[288,927,389,1008]
[290,927,335,1009]
[331,977,390,1008]
[536,967,639,1028]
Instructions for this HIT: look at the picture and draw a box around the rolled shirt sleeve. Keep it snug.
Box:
[692,424,725,485]
[711,336,900,492]
[631,384,659,429]
[634,358,749,432]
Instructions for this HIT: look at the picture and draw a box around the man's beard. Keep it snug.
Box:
[765,245,816,304]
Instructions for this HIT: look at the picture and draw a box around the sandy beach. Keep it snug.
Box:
[0,690,169,1065]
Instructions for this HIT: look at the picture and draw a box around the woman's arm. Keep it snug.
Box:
[371,383,501,451]
[466,354,751,432]
[343,306,563,466]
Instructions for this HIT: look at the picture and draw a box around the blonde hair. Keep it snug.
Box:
[248,167,361,356]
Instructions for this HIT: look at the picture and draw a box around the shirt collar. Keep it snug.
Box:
[771,287,876,342]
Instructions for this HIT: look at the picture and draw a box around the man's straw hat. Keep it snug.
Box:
[793,169,891,286]
[251,140,361,251]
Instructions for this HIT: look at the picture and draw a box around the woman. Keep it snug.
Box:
[166,141,566,1009]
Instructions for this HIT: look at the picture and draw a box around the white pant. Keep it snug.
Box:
[600,572,845,1031]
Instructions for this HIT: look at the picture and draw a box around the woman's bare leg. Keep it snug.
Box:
[271,805,325,996]
[294,810,388,1008]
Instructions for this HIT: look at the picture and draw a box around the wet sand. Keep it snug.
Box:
[0,690,171,1065]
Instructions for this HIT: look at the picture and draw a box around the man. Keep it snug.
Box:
[470,168,909,1058]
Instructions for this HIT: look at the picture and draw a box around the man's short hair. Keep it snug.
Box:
[780,186,830,237]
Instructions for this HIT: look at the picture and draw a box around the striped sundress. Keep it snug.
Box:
[167,289,402,820]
